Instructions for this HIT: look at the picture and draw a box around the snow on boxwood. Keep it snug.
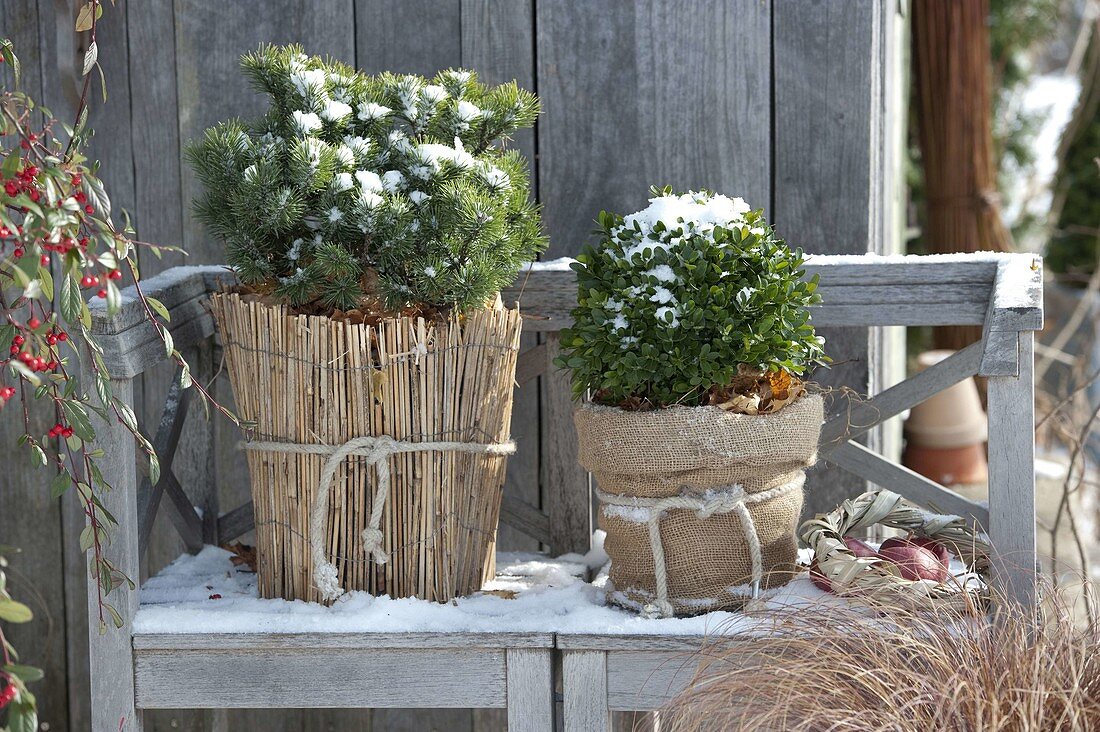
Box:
[558,187,827,409]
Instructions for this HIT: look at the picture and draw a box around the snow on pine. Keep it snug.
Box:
[134,534,845,636]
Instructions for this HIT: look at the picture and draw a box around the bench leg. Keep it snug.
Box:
[507,648,553,731]
[987,331,1037,610]
[88,377,143,730]
[563,650,610,732]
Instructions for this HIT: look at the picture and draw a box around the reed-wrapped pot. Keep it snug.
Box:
[576,393,824,617]
[211,292,522,603]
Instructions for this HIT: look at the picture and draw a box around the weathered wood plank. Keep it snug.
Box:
[499,494,552,546]
[0,5,74,730]
[562,651,610,732]
[541,333,590,554]
[217,500,256,543]
[986,331,1037,609]
[133,632,553,650]
[775,0,904,522]
[461,0,540,555]
[355,0,461,75]
[39,3,140,728]
[515,342,549,385]
[135,648,507,709]
[506,648,553,731]
[536,0,771,258]
[93,294,215,377]
[817,340,985,451]
[155,470,205,553]
[557,635,707,652]
[87,377,143,731]
[606,651,699,712]
[138,373,193,554]
[980,258,1045,375]
[825,441,990,527]
[986,257,1044,332]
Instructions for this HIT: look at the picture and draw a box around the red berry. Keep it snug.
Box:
[46,334,57,346]
[8,346,16,355]
[71,174,82,186]
[27,317,40,330]
[61,427,73,438]
[40,255,49,266]
[12,335,24,347]
[208,594,222,600]
[0,681,18,708]
[46,360,57,370]
[84,205,94,214]
[3,182,16,196]
[80,275,94,288]
[96,289,107,299]
[19,139,29,150]
[108,269,123,280]
[12,248,23,258]
[57,331,68,342]
[0,227,8,237]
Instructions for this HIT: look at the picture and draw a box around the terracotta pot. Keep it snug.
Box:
[904,350,987,448]
[902,442,988,486]
[902,350,989,486]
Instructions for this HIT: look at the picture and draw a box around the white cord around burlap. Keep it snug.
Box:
[243,435,515,601]
[597,475,804,618]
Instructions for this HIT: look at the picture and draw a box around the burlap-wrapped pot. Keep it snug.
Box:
[575,393,824,616]
[211,292,522,604]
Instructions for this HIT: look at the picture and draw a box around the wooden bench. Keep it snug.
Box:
[86,253,1042,731]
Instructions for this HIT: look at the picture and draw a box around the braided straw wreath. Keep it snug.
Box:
[799,489,992,611]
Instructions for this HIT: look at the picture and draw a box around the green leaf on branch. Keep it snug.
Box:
[0,598,33,623]
[5,697,38,732]
[0,38,20,85]
[60,273,83,324]
[49,470,72,499]
[105,603,124,629]
[78,525,96,553]
[75,2,102,32]
[62,401,96,442]
[146,296,170,321]
[3,663,44,683]
[82,40,97,76]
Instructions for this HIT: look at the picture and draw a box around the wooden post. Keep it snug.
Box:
[86,376,142,731]
[541,333,591,555]
[506,648,554,731]
[986,331,1037,609]
[563,650,610,732]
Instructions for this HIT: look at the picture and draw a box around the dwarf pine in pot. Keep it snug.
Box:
[186,44,545,317]
[559,188,828,617]
[187,46,544,604]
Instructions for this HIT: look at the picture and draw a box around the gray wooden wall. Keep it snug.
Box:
[0,1,905,730]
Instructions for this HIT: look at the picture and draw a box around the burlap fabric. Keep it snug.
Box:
[575,394,824,615]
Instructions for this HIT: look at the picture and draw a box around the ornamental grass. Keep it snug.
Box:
[662,581,1100,731]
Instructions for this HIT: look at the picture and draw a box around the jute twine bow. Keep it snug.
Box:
[244,435,515,601]
[597,475,804,618]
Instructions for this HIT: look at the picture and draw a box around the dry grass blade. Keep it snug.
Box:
[661,584,1100,731]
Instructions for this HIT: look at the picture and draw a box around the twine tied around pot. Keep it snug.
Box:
[244,435,516,601]
[596,477,803,618]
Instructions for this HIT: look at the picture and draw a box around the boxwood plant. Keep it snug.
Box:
[558,187,827,410]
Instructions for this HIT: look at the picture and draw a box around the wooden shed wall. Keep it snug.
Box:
[0,1,905,730]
